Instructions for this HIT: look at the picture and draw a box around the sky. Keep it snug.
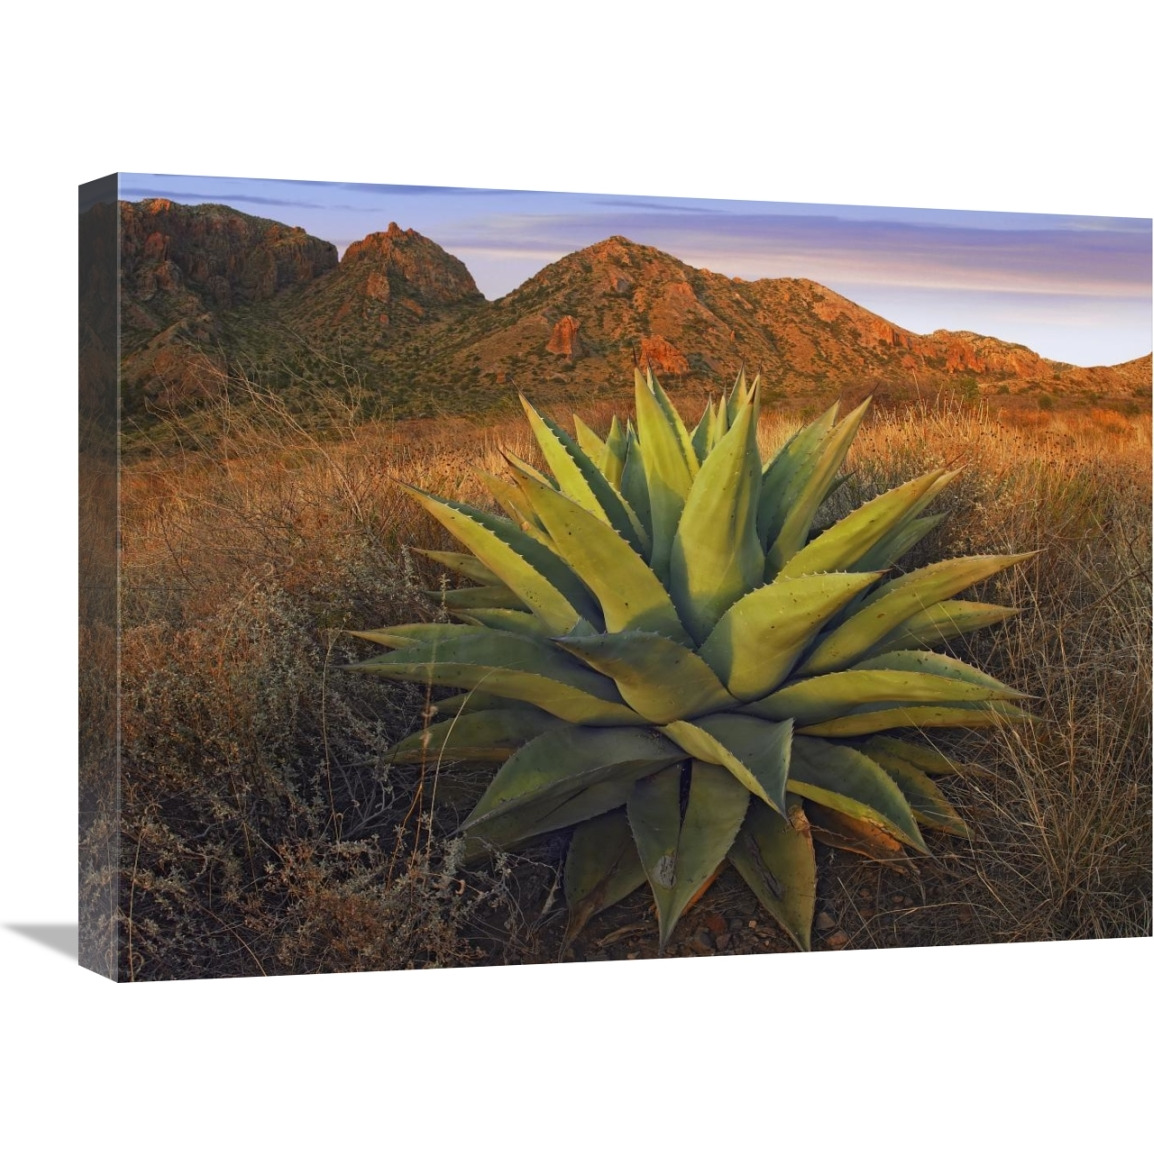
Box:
[121,173,1152,368]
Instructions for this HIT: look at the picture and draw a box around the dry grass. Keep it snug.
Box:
[104,382,1152,976]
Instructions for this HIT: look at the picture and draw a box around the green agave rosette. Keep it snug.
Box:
[350,368,1034,952]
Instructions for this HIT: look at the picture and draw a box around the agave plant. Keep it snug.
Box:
[349,369,1033,951]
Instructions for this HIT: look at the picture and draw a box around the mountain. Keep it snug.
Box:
[115,202,1150,420]
[278,222,484,346]
[119,199,338,408]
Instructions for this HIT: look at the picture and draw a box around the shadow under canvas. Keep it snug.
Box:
[7,924,79,961]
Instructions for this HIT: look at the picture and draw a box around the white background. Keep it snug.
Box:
[1,3,1149,1150]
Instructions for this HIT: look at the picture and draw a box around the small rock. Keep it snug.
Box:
[728,917,745,933]
[827,930,850,949]
[858,888,872,900]
[689,928,714,955]
[748,919,758,929]
[815,911,836,932]
[705,913,727,935]
[891,894,908,907]
[715,933,732,950]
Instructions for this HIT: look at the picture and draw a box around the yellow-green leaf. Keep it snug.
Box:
[789,736,928,852]
[519,398,648,554]
[777,470,945,578]
[633,369,696,581]
[728,795,816,950]
[857,735,965,776]
[349,630,642,725]
[628,760,749,950]
[557,631,737,724]
[563,809,647,946]
[508,463,690,642]
[865,601,1020,655]
[762,399,871,573]
[866,750,970,837]
[398,481,601,634]
[463,725,684,831]
[413,548,504,586]
[387,707,567,764]
[669,389,765,642]
[796,700,1036,737]
[747,666,1021,727]
[799,552,1037,675]
[661,713,791,816]
[699,570,882,701]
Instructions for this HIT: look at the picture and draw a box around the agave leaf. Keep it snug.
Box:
[699,571,883,701]
[646,368,700,479]
[604,416,628,488]
[805,802,906,860]
[572,414,609,471]
[349,631,642,725]
[864,601,1020,655]
[462,772,654,863]
[760,400,867,565]
[788,737,928,852]
[799,552,1037,675]
[628,760,750,950]
[818,469,854,509]
[413,548,504,586]
[777,470,945,579]
[661,714,791,816]
[557,631,737,724]
[633,369,696,581]
[426,585,527,610]
[507,464,689,643]
[479,470,543,532]
[618,427,653,540]
[726,366,751,426]
[349,622,477,649]
[759,403,838,519]
[518,398,649,554]
[796,700,1037,737]
[747,666,1022,727]
[765,398,871,574]
[397,481,602,634]
[387,707,568,764]
[728,795,816,950]
[853,513,947,574]
[690,401,713,465]
[462,725,684,832]
[563,809,648,946]
[452,608,556,639]
[669,389,765,642]
[857,735,965,776]
[866,750,971,837]
[433,690,521,715]
[852,467,961,572]
[852,650,1027,696]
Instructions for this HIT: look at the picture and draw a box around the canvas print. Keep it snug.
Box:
[79,174,1152,980]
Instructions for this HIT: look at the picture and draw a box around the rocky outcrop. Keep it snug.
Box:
[121,199,338,314]
[546,315,582,356]
[339,222,481,309]
[276,222,483,345]
[636,335,689,375]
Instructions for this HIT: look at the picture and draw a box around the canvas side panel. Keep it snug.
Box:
[79,175,121,980]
